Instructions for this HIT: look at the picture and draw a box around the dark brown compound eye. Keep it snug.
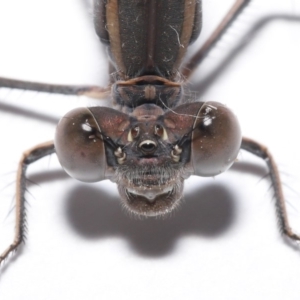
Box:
[190,101,242,177]
[55,107,107,182]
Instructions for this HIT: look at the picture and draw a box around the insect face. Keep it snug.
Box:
[55,101,241,216]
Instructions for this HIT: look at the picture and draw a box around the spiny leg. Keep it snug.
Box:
[0,141,55,264]
[181,0,251,79]
[241,137,300,241]
[0,77,110,99]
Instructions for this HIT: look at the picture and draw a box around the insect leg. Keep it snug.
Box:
[0,77,110,99]
[0,141,55,264]
[181,0,251,78]
[241,137,300,241]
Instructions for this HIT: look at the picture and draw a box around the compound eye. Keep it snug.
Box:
[55,107,107,182]
[191,102,242,176]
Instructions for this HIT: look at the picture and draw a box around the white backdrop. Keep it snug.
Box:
[0,0,300,299]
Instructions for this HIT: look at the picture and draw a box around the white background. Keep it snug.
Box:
[0,0,300,299]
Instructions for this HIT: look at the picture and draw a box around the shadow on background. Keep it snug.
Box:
[65,182,236,257]
[0,101,59,124]
[189,14,300,98]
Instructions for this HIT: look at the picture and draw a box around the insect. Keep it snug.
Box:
[0,0,300,272]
